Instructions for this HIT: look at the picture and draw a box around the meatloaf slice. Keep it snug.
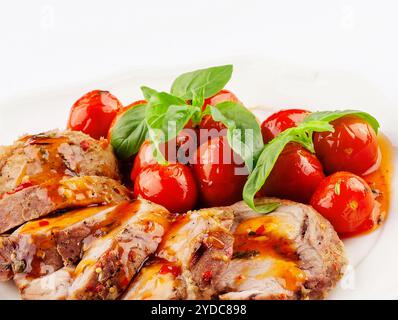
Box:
[0,175,131,233]
[0,202,138,280]
[0,130,120,196]
[14,199,170,300]
[215,198,347,300]
[123,207,234,300]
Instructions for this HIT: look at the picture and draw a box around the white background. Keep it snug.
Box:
[1,0,398,103]
[1,0,398,299]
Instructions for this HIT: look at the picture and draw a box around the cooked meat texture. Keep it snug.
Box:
[0,130,120,196]
[14,199,170,300]
[123,207,234,300]
[0,203,138,280]
[122,260,186,300]
[215,198,347,300]
[0,236,14,281]
[0,175,131,233]
[6,197,346,300]
[14,268,74,300]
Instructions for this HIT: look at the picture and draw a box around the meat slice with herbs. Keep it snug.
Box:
[0,203,137,281]
[0,175,130,233]
[0,130,120,196]
[0,129,126,233]
[123,207,234,300]
[215,198,347,300]
[14,199,170,300]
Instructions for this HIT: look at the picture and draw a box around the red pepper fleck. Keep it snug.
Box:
[95,284,104,293]
[159,264,182,278]
[6,181,34,195]
[39,220,50,227]
[255,225,265,235]
[120,277,130,288]
[128,250,136,262]
[80,140,90,151]
[202,270,212,282]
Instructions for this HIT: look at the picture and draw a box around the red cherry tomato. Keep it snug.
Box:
[130,141,157,182]
[261,109,310,144]
[310,172,376,236]
[191,135,248,207]
[199,89,240,131]
[259,143,325,203]
[107,100,146,141]
[67,90,122,139]
[134,163,198,213]
[130,129,198,182]
[314,116,380,176]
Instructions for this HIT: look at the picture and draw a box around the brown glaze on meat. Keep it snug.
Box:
[0,130,120,195]
[215,198,347,300]
[12,199,170,300]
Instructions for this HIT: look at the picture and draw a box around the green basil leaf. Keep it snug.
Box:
[145,90,201,163]
[110,103,148,160]
[303,110,380,133]
[141,86,158,101]
[192,86,205,108]
[208,101,264,172]
[242,121,333,213]
[171,65,233,100]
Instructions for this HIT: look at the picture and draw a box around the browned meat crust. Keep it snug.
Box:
[0,130,120,195]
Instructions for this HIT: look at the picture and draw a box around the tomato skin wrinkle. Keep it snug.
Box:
[314,116,380,176]
[259,143,325,204]
[133,163,198,213]
[261,109,309,144]
[191,135,248,207]
[310,171,376,236]
[67,90,122,140]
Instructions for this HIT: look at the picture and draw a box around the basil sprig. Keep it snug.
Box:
[110,103,147,159]
[171,65,233,101]
[143,87,201,164]
[243,110,380,213]
[205,101,264,171]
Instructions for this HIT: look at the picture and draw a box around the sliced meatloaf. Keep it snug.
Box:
[124,198,346,300]
[123,207,235,300]
[0,130,120,196]
[0,175,131,233]
[13,199,170,300]
[0,203,135,280]
[214,198,347,300]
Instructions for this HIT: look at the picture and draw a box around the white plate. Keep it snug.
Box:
[0,56,397,300]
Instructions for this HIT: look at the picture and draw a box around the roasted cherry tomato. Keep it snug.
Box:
[133,163,198,213]
[310,172,376,236]
[314,116,380,176]
[130,141,157,182]
[261,109,309,144]
[199,89,240,131]
[67,90,122,139]
[107,100,146,141]
[191,135,248,207]
[259,143,325,203]
[130,129,198,182]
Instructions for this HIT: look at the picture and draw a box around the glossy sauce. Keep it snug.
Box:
[16,201,143,278]
[19,134,70,185]
[126,259,179,300]
[232,216,306,292]
[363,134,394,228]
